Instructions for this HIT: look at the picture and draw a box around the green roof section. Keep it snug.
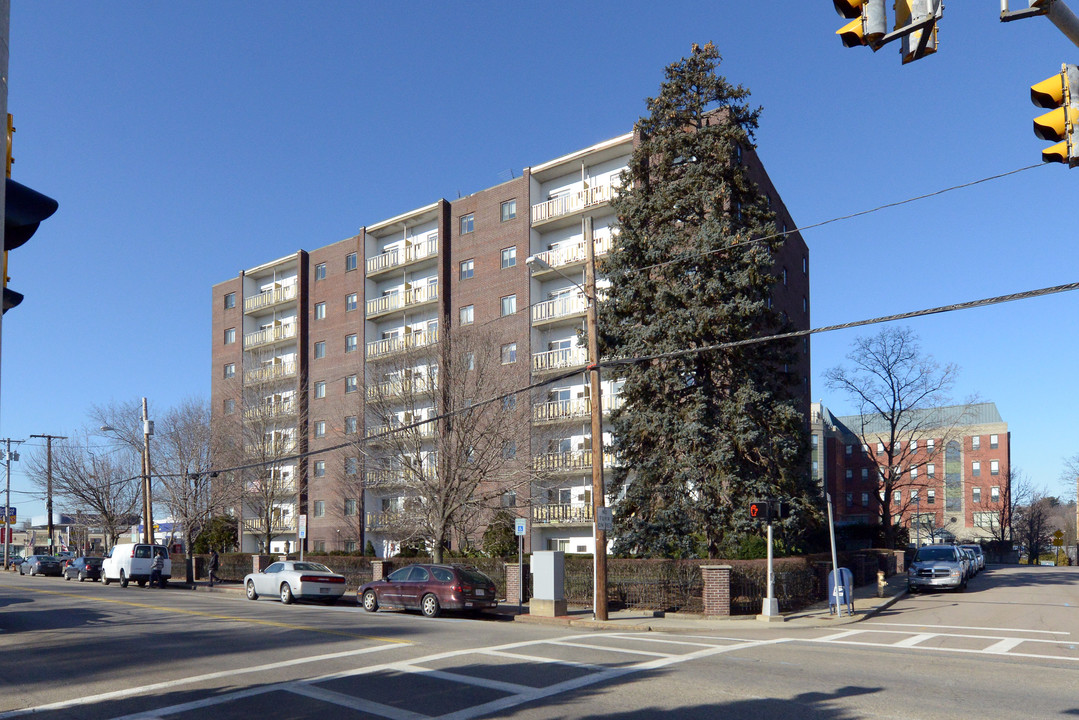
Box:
[828,402,1004,438]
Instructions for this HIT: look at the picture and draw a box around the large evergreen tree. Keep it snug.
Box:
[602,43,809,557]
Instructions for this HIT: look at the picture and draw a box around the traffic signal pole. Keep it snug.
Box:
[762,520,779,618]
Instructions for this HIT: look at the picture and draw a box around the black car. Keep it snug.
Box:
[20,555,62,577]
[63,556,103,582]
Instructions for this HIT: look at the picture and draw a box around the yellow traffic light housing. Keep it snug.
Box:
[1031,64,1079,167]
[834,0,886,49]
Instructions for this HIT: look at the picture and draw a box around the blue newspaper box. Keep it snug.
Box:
[828,567,854,615]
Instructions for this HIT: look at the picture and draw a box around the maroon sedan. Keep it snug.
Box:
[359,563,498,617]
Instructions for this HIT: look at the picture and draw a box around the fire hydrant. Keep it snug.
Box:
[877,570,886,598]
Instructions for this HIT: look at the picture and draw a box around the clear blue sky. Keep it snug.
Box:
[3,2,1077,518]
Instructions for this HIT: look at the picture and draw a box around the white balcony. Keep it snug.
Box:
[532,450,616,473]
[243,323,297,350]
[243,399,297,422]
[243,361,297,385]
[366,284,439,319]
[365,375,438,403]
[531,346,588,373]
[366,236,438,276]
[366,328,439,360]
[365,419,437,442]
[531,503,594,525]
[527,234,614,272]
[531,181,618,226]
[244,283,297,314]
[531,394,623,424]
[532,292,588,325]
[365,511,409,531]
[244,517,295,534]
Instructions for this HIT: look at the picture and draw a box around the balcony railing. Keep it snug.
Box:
[532,450,617,473]
[365,419,437,442]
[531,346,588,373]
[365,511,414,531]
[244,283,297,314]
[531,503,594,525]
[243,362,297,385]
[243,439,297,457]
[366,375,438,402]
[243,399,297,422]
[364,465,437,488]
[527,234,614,271]
[532,292,588,324]
[244,517,295,534]
[366,328,439,360]
[243,323,297,350]
[366,235,438,276]
[531,394,624,424]
[366,284,439,318]
[531,181,618,225]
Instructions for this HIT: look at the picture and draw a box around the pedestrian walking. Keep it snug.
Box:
[208,549,220,587]
[149,550,165,589]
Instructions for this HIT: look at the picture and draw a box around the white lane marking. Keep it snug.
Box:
[479,649,610,671]
[816,630,863,642]
[597,634,727,648]
[809,638,1079,663]
[985,637,1026,654]
[0,643,405,719]
[288,684,430,720]
[544,639,673,657]
[821,628,1069,645]
[867,622,1069,635]
[388,662,533,695]
[892,633,935,647]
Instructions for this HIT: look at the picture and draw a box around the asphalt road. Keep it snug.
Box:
[0,564,1076,719]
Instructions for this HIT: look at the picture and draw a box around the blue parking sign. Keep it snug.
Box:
[514,518,527,536]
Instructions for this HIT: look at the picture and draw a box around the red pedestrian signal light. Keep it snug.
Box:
[749,501,771,521]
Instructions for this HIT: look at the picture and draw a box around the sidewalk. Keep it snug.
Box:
[179,572,908,632]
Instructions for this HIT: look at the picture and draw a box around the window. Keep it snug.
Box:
[345,375,358,393]
[314,421,326,438]
[500,294,516,316]
[314,302,326,320]
[500,199,517,222]
[781,267,788,286]
[224,328,236,344]
[502,440,516,459]
[811,435,818,448]
[345,253,357,272]
[910,467,918,479]
[861,468,869,480]
[313,501,325,518]
[845,444,852,456]
[223,363,235,379]
[991,486,1000,502]
[459,213,474,234]
[460,305,474,325]
[344,416,358,435]
[464,352,475,371]
[460,260,475,281]
[223,292,235,309]
[927,489,936,504]
[972,461,981,477]
[861,444,869,453]
[501,246,516,268]
[876,442,884,455]
[345,457,358,476]
[990,459,1000,475]
[910,489,919,500]
[927,439,935,452]
[314,263,326,280]
[927,463,936,478]
[910,440,918,452]
[345,334,358,353]
[974,512,996,529]
[893,490,901,503]
[313,541,325,552]
[314,381,326,399]
[223,398,235,414]
[501,342,517,364]
[314,341,326,359]
[501,490,517,508]
[845,492,853,507]
[972,487,981,504]
[344,498,358,516]
[346,293,358,312]
[861,492,869,507]
[313,460,325,478]
[845,469,852,480]
[990,434,999,449]
[502,395,516,411]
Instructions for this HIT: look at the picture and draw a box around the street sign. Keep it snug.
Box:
[596,507,613,533]
[1,506,14,524]
[514,518,527,536]
[298,514,308,539]
[1053,530,1064,547]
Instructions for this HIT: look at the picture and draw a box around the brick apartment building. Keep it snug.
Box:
[211,128,810,557]
[811,402,1011,546]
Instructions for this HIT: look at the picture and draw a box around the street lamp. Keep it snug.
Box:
[100,397,155,545]
[525,216,609,621]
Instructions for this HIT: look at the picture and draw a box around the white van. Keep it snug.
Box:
[102,543,172,587]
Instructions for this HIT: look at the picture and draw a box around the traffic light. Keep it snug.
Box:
[1031,63,1079,167]
[896,0,939,64]
[4,178,58,313]
[749,501,771,522]
[834,0,886,48]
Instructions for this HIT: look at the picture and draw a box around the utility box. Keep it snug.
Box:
[529,550,567,617]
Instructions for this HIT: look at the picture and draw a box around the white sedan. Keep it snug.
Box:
[243,560,347,605]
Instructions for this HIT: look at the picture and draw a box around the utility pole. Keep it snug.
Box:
[29,434,65,552]
[2,437,23,567]
[584,215,608,622]
[141,397,154,545]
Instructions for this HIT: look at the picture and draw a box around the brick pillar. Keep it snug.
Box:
[894,549,906,574]
[505,562,529,605]
[701,565,732,617]
[252,554,273,573]
[372,559,392,581]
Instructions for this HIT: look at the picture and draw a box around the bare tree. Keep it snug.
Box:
[826,326,968,548]
[362,324,531,561]
[25,432,141,549]
[151,398,217,559]
[1015,490,1054,564]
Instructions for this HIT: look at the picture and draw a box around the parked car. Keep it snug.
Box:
[19,554,62,577]
[961,544,985,571]
[102,543,172,588]
[908,544,967,593]
[358,563,498,618]
[960,547,978,578]
[244,561,346,605]
[63,556,103,582]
